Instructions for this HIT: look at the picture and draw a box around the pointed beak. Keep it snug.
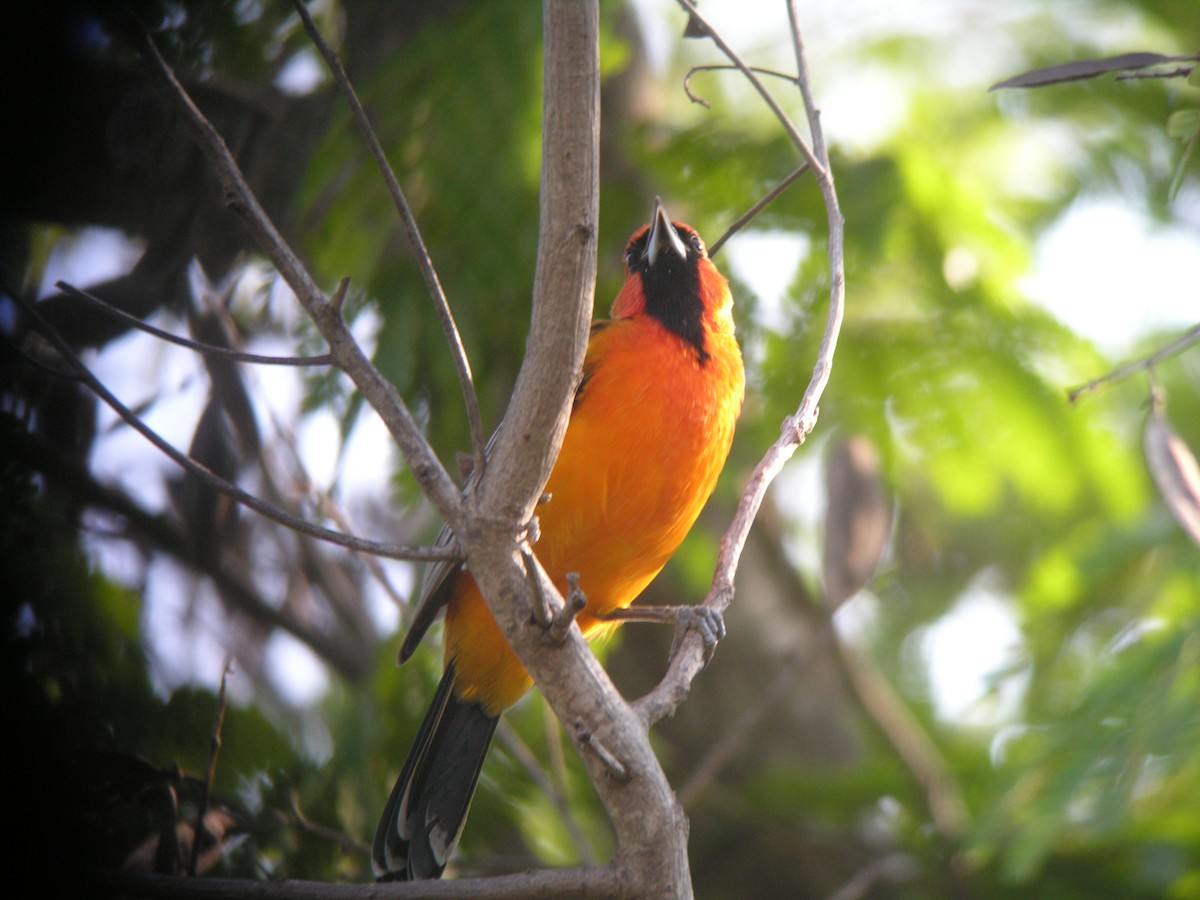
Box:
[645,196,688,266]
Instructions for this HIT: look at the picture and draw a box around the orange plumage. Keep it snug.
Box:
[374,199,744,880]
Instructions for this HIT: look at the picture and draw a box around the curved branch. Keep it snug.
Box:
[16,293,458,565]
[450,2,696,894]
[133,23,465,532]
[1068,321,1200,402]
[683,63,799,108]
[56,281,335,367]
[291,0,488,477]
[641,0,846,726]
[675,0,825,177]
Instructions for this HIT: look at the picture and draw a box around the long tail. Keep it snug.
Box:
[372,662,498,881]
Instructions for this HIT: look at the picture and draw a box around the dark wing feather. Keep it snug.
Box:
[398,523,463,663]
[372,662,499,880]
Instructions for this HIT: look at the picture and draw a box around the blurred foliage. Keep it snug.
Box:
[5,0,1200,896]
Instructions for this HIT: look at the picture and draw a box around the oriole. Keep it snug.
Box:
[372,199,745,880]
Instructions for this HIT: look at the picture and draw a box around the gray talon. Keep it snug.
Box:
[671,607,725,662]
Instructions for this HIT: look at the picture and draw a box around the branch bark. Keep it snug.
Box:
[446,3,694,896]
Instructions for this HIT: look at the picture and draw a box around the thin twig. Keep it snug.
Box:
[674,0,824,177]
[542,700,574,838]
[782,0,845,433]
[133,22,464,530]
[7,423,376,678]
[2,326,87,383]
[523,546,557,629]
[574,720,629,782]
[191,661,232,877]
[708,163,811,256]
[683,63,799,109]
[640,0,846,727]
[274,416,412,612]
[825,853,916,900]
[16,293,458,564]
[290,0,487,478]
[249,385,412,612]
[55,281,334,367]
[311,491,411,609]
[285,792,371,859]
[786,1,830,168]
[829,623,971,840]
[549,572,588,641]
[1068,321,1200,402]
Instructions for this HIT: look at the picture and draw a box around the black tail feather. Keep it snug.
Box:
[372,662,499,880]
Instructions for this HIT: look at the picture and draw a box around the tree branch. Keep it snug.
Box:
[132,22,465,533]
[451,2,701,894]
[825,617,972,841]
[708,163,810,257]
[495,721,597,866]
[127,8,689,893]
[191,662,232,877]
[639,0,845,727]
[1068,321,1200,402]
[290,0,488,477]
[96,866,626,899]
[55,281,334,367]
[674,0,827,178]
[103,3,846,894]
[16,293,456,565]
[683,63,799,109]
[5,422,375,679]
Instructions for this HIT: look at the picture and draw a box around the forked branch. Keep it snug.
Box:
[132,22,465,533]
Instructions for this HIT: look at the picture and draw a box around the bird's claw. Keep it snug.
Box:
[670,607,725,664]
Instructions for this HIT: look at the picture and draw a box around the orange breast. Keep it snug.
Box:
[445,313,743,715]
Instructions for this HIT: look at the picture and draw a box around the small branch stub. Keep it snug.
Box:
[329,277,351,317]
[522,547,556,630]
[574,720,630,782]
[550,572,588,642]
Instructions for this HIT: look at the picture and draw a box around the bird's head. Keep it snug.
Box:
[612,197,732,362]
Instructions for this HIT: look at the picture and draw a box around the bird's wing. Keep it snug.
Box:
[397,321,613,664]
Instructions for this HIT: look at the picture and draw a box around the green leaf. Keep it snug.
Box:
[1166,109,1200,140]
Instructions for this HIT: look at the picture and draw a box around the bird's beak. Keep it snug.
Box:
[646,196,688,266]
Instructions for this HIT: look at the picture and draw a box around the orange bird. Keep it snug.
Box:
[372,198,745,880]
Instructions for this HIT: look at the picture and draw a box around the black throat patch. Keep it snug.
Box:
[630,235,710,365]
